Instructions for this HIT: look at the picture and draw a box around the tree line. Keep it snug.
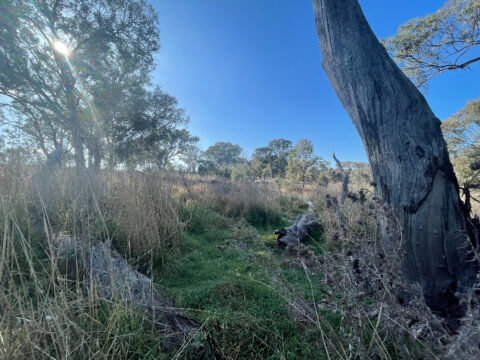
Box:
[0,0,477,194]
[183,138,371,188]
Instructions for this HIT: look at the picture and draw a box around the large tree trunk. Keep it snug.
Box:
[312,0,478,320]
[71,128,85,171]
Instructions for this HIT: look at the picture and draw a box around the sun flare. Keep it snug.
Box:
[52,40,71,57]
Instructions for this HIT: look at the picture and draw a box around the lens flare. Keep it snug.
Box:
[52,40,71,57]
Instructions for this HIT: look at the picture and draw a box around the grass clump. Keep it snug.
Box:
[244,204,285,229]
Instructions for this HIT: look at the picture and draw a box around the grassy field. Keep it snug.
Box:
[0,165,476,359]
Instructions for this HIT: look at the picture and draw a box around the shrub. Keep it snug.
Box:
[231,163,252,182]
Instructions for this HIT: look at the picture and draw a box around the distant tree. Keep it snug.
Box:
[267,139,292,177]
[249,158,264,181]
[251,146,271,179]
[113,88,198,170]
[0,0,160,170]
[231,163,252,182]
[204,142,243,168]
[287,139,324,190]
[317,172,329,187]
[384,0,480,88]
[306,158,330,183]
[197,159,218,176]
[261,163,273,183]
[251,139,292,179]
[442,97,480,189]
[341,161,372,187]
[178,144,203,173]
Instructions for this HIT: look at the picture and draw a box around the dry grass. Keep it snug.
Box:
[103,171,185,266]
[295,186,480,359]
[0,165,192,359]
[1,161,479,359]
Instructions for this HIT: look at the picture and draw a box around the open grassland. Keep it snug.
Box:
[0,164,477,359]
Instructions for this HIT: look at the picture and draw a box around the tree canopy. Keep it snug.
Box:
[287,139,327,188]
[384,0,480,88]
[251,138,292,180]
[0,0,195,170]
[203,142,244,167]
[442,97,480,187]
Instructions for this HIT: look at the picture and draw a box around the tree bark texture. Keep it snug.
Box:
[312,0,478,318]
[275,211,320,248]
[333,152,349,207]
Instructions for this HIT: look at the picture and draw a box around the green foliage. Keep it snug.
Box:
[342,161,372,186]
[287,139,328,188]
[231,163,253,182]
[178,144,203,173]
[251,138,292,179]
[204,142,244,167]
[0,0,197,170]
[442,97,480,186]
[384,0,480,88]
[113,87,199,169]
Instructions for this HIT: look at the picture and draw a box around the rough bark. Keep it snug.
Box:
[312,0,478,319]
[50,234,213,356]
[333,152,349,207]
[276,205,320,247]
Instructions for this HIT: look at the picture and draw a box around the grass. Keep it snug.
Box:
[154,208,333,359]
[0,167,473,359]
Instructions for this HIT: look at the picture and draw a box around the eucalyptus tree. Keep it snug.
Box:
[251,138,292,179]
[112,87,198,170]
[442,97,480,190]
[313,0,478,321]
[384,0,480,88]
[287,139,325,190]
[0,0,159,169]
[204,142,244,168]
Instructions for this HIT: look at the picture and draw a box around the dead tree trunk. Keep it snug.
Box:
[333,153,349,207]
[312,0,478,320]
[275,210,320,248]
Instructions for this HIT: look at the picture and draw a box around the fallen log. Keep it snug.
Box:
[50,233,214,357]
[275,209,321,247]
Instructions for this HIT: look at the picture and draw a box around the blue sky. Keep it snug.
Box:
[150,0,480,163]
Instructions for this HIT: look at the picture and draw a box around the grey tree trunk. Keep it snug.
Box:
[312,0,478,320]
[333,153,349,207]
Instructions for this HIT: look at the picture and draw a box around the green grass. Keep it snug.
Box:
[153,207,336,359]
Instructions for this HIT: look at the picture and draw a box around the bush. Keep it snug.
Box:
[231,163,252,182]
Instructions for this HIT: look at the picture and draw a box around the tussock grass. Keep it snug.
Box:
[0,162,479,359]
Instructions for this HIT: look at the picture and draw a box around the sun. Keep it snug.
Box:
[52,40,71,57]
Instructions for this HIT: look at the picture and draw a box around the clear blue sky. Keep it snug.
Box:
[150,0,480,163]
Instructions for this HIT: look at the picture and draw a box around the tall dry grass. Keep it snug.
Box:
[0,163,303,359]
[1,159,479,359]
[0,164,192,359]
